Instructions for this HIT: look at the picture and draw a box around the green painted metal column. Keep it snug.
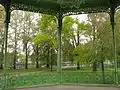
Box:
[57,11,62,73]
[3,3,11,90]
[110,7,118,85]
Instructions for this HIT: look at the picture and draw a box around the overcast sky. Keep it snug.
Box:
[71,14,88,22]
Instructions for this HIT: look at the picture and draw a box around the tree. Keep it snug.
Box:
[9,11,38,69]
[22,12,37,69]
[32,14,57,70]
[0,5,4,69]
[62,16,89,69]
[33,33,57,70]
[9,10,23,69]
[87,13,109,71]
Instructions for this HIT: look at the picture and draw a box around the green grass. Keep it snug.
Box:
[0,68,53,74]
[0,67,116,74]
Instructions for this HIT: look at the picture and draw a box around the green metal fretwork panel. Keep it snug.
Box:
[7,72,60,88]
[61,72,114,84]
[0,74,4,89]
[0,71,119,89]
[104,72,115,84]
[2,71,117,89]
[118,71,120,84]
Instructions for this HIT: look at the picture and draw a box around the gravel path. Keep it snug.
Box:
[16,85,119,90]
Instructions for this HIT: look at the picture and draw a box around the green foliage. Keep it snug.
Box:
[73,45,85,63]
[33,33,49,45]
[32,32,57,48]
[31,14,58,67]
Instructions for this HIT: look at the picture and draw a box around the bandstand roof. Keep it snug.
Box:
[0,0,120,15]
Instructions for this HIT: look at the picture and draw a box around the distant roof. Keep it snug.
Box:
[0,0,120,15]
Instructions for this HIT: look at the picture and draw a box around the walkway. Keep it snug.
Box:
[16,85,119,90]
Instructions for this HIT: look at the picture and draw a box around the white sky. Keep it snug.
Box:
[71,14,88,22]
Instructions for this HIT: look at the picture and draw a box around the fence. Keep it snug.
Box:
[0,70,119,89]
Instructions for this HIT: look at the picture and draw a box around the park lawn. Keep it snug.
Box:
[0,67,115,74]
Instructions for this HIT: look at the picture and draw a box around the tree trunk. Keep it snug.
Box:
[92,24,97,72]
[13,38,17,69]
[13,54,16,69]
[93,61,97,72]
[36,45,39,68]
[101,60,105,83]
[46,49,50,68]
[0,64,3,69]
[0,36,4,69]
[117,60,120,68]
[25,43,28,69]
[101,41,105,83]
[75,28,80,70]
[77,61,80,69]
[50,49,53,71]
